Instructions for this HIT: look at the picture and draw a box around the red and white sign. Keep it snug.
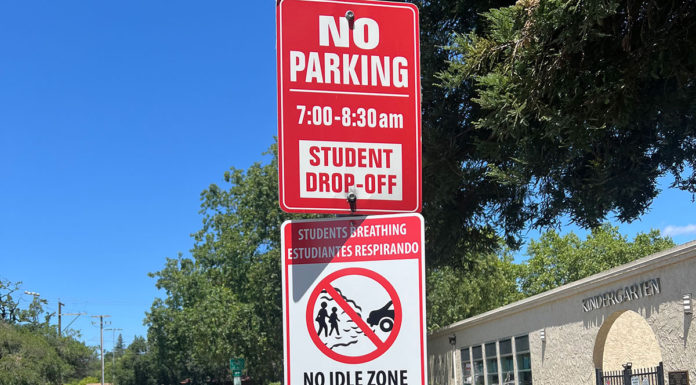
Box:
[281,214,426,385]
[277,0,421,214]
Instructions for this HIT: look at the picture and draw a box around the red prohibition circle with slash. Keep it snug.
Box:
[305,267,402,364]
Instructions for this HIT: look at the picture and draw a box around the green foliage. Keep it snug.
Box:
[439,0,696,234]
[112,336,157,385]
[519,224,675,296]
[429,224,674,330]
[0,280,54,329]
[0,280,98,384]
[416,0,687,331]
[0,323,65,385]
[142,143,520,382]
[139,144,678,383]
[114,334,125,357]
[52,333,98,381]
[0,322,97,385]
[0,280,23,323]
[66,376,99,385]
[146,147,316,385]
[415,0,519,263]
[427,248,523,330]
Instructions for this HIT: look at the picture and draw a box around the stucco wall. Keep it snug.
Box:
[601,310,662,370]
[428,242,696,385]
[649,261,695,378]
[429,337,457,385]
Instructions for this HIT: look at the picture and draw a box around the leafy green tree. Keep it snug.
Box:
[0,323,96,385]
[113,336,157,385]
[144,145,524,383]
[0,279,98,384]
[0,280,22,323]
[0,279,53,328]
[519,224,674,296]
[0,323,65,385]
[429,225,674,328]
[19,295,50,329]
[146,148,312,385]
[438,0,696,234]
[427,248,523,330]
[51,332,98,382]
[142,144,676,383]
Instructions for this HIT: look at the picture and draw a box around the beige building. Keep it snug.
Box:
[428,241,696,385]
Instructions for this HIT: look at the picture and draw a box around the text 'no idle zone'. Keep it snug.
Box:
[304,370,409,385]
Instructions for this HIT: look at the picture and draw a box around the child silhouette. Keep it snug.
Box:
[328,306,340,336]
[315,302,328,337]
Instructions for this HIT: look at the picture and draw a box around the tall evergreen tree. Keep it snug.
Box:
[437,0,696,235]
[114,334,125,358]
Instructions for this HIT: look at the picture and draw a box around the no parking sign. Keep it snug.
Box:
[281,214,426,385]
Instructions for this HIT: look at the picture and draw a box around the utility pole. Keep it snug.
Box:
[105,327,123,385]
[58,301,63,337]
[92,315,111,385]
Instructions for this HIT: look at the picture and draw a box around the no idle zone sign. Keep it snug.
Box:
[276,0,422,214]
[281,214,426,385]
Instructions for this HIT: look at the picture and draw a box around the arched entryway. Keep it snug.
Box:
[593,310,662,370]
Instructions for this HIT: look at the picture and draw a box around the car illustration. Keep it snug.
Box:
[367,301,395,332]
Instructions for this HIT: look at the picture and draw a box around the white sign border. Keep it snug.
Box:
[281,213,427,385]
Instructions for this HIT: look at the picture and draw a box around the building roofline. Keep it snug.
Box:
[430,240,696,338]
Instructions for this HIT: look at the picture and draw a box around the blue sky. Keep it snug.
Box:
[1,1,695,351]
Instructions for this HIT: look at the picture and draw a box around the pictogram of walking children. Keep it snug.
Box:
[315,302,340,337]
[314,286,396,351]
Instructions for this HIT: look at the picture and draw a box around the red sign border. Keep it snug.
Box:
[276,0,422,215]
[281,213,427,385]
[305,267,403,364]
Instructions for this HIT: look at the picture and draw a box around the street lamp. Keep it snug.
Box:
[684,293,693,315]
